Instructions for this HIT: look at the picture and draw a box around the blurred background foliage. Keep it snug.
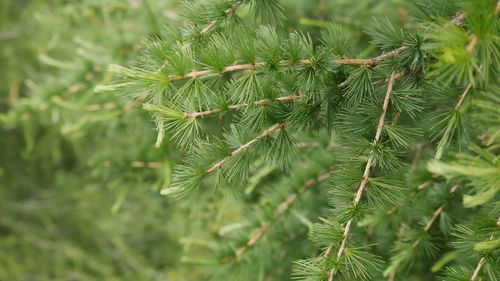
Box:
[0,0,193,280]
[0,0,408,280]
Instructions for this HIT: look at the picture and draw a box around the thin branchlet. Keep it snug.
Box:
[385,177,437,216]
[234,169,332,259]
[455,83,473,111]
[183,94,303,119]
[166,46,409,84]
[325,72,397,281]
[205,123,285,174]
[201,1,242,34]
[412,185,459,247]
[385,185,459,280]
[155,1,244,73]
[470,217,500,281]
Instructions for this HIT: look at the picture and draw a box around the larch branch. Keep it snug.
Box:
[412,185,459,248]
[325,72,396,281]
[234,169,332,259]
[455,82,473,111]
[184,94,304,119]
[155,1,243,73]
[166,46,409,83]
[205,123,285,174]
[386,177,437,216]
[470,217,500,281]
[201,1,242,35]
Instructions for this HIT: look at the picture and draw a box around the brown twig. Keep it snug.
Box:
[155,1,243,73]
[325,72,396,281]
[335,46,410,66]
[412,185,459,248]
[384,185,459,278]
[166,46,409,84]
[184,94,304,119]
[470,217,500,281]
[454,83,473,111]
[466,35,479,54]
[385,177,437,216]
[206,123,285,174]
[201,1,242,34]
[156,9,467,86]
[234,169,332,258]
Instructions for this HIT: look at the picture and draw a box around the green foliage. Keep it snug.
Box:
[2,0,500,280]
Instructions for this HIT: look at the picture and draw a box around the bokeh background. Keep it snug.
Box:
[0,1,193,279]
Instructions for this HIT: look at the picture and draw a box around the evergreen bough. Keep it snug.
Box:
[104,0,500,280]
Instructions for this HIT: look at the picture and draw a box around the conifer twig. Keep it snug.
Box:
[325,72,396,281]
[201,1,242,34]
[417,184,458,244]
[466,35,479,54]
[155,1,243,73]
[184,94,304,119]
[470,217,500,281]
[206,123,285,173]
[335,46,409,66]
[387,185,459,279]
[234,169,332,258]
[385,177,437,216]
[412,185,458,247]
[166,10,467,84]
[455,82,473,110]
[166,46,409,83]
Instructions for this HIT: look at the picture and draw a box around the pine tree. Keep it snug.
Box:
[100,0,499,280]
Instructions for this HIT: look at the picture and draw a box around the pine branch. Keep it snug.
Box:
[454,82,473,111]
[183,94,304,119]
[412,185,458,247]
[470,217,500,281]
[165,46,409,84]
[201,1,242,34]
[155,1,244,73]
[435,77,476,159]
[335,46,409,66]
[205,123,285,174]
[466,35,479,54]
[234,169,332,259]
[385,177,437,216]
[325,72,396,281]
[385,185,459,279]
